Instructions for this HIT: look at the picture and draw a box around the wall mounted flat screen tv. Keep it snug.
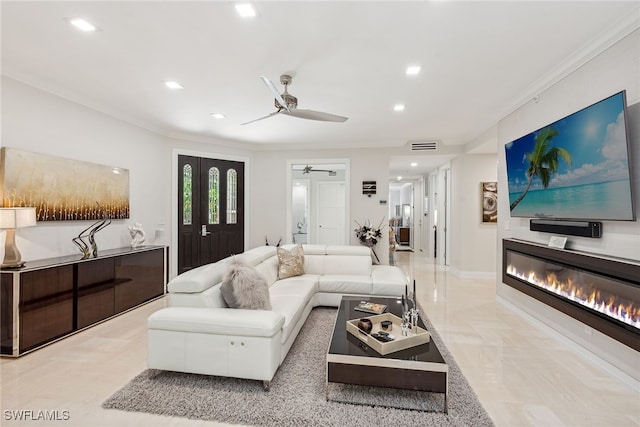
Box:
[505,91,635,221]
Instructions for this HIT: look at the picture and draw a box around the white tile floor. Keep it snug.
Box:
[1,250,638,426]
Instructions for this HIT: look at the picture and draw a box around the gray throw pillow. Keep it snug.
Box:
[220,257,272,310]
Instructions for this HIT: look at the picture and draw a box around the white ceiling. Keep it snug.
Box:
[2,1,638,180]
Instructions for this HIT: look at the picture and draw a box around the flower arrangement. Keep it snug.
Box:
[354,218,385,264]
[354,219,384,248]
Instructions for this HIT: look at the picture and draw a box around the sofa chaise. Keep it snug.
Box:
[147,244,407,389]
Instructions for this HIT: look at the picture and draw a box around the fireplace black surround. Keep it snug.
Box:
[502,239,639,351]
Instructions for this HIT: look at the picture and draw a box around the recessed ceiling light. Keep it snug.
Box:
[410,162,418,167]
[235,3,256,18]
[397,176,403,181]
[69,18,97,32]
[210,113,225,119]
[394,104,405,112]
[164,81,184,90]
[406,66,421,75]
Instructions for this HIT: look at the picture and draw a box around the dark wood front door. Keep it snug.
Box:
[178,155,245,274]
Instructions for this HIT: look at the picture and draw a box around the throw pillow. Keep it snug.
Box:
[277,244,305,279]
[220,257,272,310]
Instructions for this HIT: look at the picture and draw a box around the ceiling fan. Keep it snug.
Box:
[298,165,336,175]
[241,74,349,125]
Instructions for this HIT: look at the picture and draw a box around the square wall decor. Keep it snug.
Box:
[362,181,377,197]
[1,148,129,221]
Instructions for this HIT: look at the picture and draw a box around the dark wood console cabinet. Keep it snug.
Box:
[1,246,167,356]
[398,227,411,245]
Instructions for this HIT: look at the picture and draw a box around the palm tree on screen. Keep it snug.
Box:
[509,126,572,211]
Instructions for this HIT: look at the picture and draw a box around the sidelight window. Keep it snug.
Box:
[182,164,192,225]
[227,169,237,224]
[208,167,220,224]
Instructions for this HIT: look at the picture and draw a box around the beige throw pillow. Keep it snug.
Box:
[277,245,304,279]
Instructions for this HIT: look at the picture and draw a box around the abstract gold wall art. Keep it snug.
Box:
[0,147,129,221]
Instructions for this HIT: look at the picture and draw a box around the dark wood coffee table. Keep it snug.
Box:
[326,296,448,412]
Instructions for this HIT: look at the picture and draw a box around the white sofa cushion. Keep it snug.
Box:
[303,255,326,275]
[325,245,370,256]
[167,283,227,308]
[167,262,228,294]
[269,274,319,304]
[148,307,285,338]
[255,256,279,286]
[318,275,372,294]
[238,246,277,266]
[371,265,408,296]
[281,244,371,257]
[304,255,372,276]
[281,244,326,255]
[270,294,307,345]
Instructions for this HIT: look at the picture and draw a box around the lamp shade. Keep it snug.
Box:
[0,207,37,229]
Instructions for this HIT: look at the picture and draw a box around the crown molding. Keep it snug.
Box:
[497,13,640,124]
[2,74,169,137]
[165,131,258,151]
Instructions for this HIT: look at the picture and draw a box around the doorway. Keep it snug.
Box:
[287,159,350,245]
[291,179,310,244]
[177,155,245,274]
[389,182,414,251]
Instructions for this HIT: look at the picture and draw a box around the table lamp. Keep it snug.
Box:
[0,207,37,269]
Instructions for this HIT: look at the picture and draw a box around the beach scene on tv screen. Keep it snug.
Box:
[505,92,634,220]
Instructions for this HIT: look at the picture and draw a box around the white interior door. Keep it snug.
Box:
[316,181,345,245]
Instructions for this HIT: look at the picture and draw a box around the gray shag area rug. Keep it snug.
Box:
[103,307,493,426]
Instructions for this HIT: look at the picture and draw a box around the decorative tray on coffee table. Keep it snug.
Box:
[346,312,430,355]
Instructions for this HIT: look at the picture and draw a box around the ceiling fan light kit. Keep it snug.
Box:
[242,74,348,125]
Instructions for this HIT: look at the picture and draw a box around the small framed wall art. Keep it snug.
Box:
[362,181,377,197]
[482,181,497,223]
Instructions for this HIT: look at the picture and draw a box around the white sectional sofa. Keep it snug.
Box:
[147,244,407,389]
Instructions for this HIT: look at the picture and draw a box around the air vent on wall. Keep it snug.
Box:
[410,141,438,151]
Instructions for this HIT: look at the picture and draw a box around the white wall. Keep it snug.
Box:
[388,188,401,219]
[1,76,172,262]
[449,153,498,278]
[400,183,413,206]
[429,163,451,265]
[496,29,640,381]
[1,75,401,271]
[250,148,392,263]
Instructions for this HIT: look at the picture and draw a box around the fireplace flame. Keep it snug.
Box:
[507,264,640,330]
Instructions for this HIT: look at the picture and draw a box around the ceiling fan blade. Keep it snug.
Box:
[282,108,348,122]
[260,76,290,112]
[240,110,281,126]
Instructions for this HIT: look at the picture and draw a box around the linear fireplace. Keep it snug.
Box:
[502,239,640,351]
